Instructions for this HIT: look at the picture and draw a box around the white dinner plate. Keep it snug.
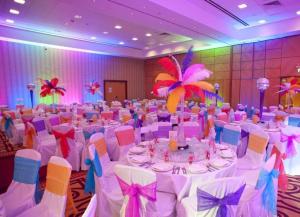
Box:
[151,163,173,172]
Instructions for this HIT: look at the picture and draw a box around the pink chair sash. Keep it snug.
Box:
[280,134,300,158]
[101,112,113,120]
[116,129,135,146]
[184,126,201,138]
[116,176,157,217]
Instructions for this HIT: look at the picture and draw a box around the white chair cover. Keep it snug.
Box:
[82,195,97,217]
[52,125,83,171]
[179,177,246,217]
[17,156,72,217]
[0,149,41,217]
[114,164,176,217]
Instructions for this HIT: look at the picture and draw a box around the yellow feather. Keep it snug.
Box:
[155,73,177,82]
[189,81,214,91]
[167,87,185,113]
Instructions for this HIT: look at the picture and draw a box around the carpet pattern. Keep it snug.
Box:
[1,131,300,216]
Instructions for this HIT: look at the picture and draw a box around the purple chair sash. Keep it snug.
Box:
[236,130,249,158]
[153,125,172,138]
[157,114,171,122]
[280,134,300,158]
[49,116,60,126]
[197,184,246,217]
[32,120,46,132]
[116,176,157,217]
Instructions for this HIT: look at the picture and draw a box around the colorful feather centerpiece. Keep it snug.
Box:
[152,46,214,113]
[277,77,300,107]
[39,77,66,97]
[85,81,102,95]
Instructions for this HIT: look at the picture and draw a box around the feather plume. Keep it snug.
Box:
[158,57,178,79]
[182,64,212,84]
[181,46,193,74]
[152,80,176,96]
[155,73,176,82]
[157,87,169,97]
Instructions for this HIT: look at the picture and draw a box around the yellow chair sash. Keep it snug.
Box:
[60,116,72,124]
[94,138,107,156]
[248,134,268,154]
[46,163,71,196]
[122,114,131,123]
[24,125,36,149]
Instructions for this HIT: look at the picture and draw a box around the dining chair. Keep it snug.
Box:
[115,125,136,160]
[52,125,83,171]
[114,164,176,217]
[16,156,72,217]
[82,195,97,217]
[179,177,246,217]
[183,121,201,139]
[0,149,41,217]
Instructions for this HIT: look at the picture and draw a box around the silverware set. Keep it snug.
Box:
[172,166,187,174]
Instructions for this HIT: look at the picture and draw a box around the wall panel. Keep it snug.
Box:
[0,41,144,108]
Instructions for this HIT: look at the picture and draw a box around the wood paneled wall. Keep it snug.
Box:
[144,35,300,109]
[0,41,145,108]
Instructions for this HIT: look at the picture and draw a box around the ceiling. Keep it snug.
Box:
[0,0,300,58]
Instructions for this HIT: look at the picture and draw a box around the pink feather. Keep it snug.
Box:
[182,64,212,84]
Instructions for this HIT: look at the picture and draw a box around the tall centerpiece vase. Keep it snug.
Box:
[177,96,187,149]
[51,89,56,113]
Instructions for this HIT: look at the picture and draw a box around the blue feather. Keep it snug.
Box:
[181,46,193,74]
[204,90,224,102]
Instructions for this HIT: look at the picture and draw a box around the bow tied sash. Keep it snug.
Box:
[214,125,224,144]
[116,176,157,217]
[2,117,14,138]
[197,184,246,217]
[280,133,300,158]
[255,169,279,215]
[271,146,288,190]
[84,151,102,193]
[52,128,75,158]
[24,124,36,148]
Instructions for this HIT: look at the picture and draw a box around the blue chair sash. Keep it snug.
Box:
[214,125,224,144]
[197,184,246,217]
[221,128,240,146]
[255,169,279,215]
[13,156,40,184]
[84,151,102,194]
[4,117,14,138]
[83,127,105,140]
[288,117,300,127]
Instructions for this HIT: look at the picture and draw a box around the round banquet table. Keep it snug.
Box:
[125,139,237,200]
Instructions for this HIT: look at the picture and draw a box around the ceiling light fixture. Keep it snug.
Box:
[114,25,122,29]
[5,19,14,24]
[119,41,124,45]
[171,40,177,43]
[90,36,97,40]
[74,15,82,19]
[103,31,108,34]
[132,37,138,41]
[14,0,25,4]
[238,3,247,9]
[9,9,20,15]
[258,19,266,24]
[297,10,300,15]
[145,33,152,37]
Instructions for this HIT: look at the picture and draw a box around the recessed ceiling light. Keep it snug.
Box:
[119,41,124,45]
[5,19,14,24]
[9,9,19,15]
[145,33,152,37]
[159,43,164,46]
[14,0,25,4]
[258,19,266,24]
[90,36,97,40]
[132,37,138,41]
[171,40,177,43]
[238,3,247,9]
[144,46,149,49]
[297,10,300,15]
[74,15,82,19]
[114,25,122,29]
[103,31,108,34]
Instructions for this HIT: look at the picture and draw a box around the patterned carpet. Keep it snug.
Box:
[1,131,300,216]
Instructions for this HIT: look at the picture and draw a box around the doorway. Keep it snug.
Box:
[104,80,127,103]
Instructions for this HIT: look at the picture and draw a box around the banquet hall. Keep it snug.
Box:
[1,0,300,216]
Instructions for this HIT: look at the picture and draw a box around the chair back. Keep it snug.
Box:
[191,106,200,114]
[83,125,105,141]
[82,195,97,217]
[52,125,76,159]
[261,112,275,122]
[101,111,113,120]
[191,177,246,217]
[234,111,246,121]
[23,122,37,148]
[84,111,99,121]
[115,126,135,146]
[90,133,110,170]
[287,115,300,127]
[114,164,157,217]
[21,108,33,115]
[221,124,241,147]
[3,111,17,119]
[48,115,61,126]
[42,156,72,217]
[32,118,47,134]
[217,112,228,122]
[60,112,73,124]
